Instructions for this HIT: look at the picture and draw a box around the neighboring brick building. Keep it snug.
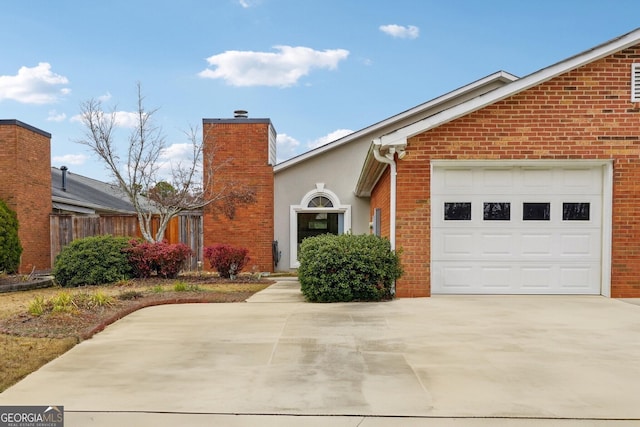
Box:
[0,120,51,273]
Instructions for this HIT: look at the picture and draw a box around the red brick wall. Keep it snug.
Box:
[379,45,640,297]
[202,119,274,273]
[0,121,51,273]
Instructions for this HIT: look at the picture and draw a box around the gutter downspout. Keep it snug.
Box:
[372,138,400,296]
[372,139,397,250]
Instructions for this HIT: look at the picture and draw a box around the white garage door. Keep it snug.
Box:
[431,164,604,294]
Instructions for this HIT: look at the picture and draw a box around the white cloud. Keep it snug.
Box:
[160,143,192,160]
[0,63,70,104]
[113,111,143,128]
[198,45,350,87]
[71,110,144,128]
[379,24,420,39]
[155,143,198,179]
[276,133,301,162]
[307,129,353,149]
[52,153,88,166]
[238,0,250,7]
[47,110,67,122]
[98,92,112,102]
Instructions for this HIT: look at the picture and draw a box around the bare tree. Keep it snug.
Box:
[76,83,255,242]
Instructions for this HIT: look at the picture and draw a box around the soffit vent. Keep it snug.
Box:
[632,64,640,102]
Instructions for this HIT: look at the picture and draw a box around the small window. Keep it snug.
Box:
[563,203,590,221]
[484,202,510,221]
[523,203,550,221]
[444,202,471,220]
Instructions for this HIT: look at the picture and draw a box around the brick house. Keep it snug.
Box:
[357,28,640,298]
[206,28,640,298]
[5,29,640,298]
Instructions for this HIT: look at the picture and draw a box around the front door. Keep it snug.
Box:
[297,212,342,253]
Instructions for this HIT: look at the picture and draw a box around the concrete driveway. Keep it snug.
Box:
[1,279,640,426]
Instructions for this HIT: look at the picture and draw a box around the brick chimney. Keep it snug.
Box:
[202,112,276,273]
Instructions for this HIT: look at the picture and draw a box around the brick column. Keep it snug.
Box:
[202,115,275,273]
[0,120,52,273]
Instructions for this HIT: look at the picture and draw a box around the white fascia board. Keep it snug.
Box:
[275,71,519,173]
[52,202,96,215]
[380,28,640,147]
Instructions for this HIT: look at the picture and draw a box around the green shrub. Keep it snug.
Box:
[53,235,133,287]
[88,290,115,308]
[171,281,200,292]
[28,296,47,316]
[298,234,403,302]
[0,200,23,273]
[51,291,75,313]
[173,281,187,292]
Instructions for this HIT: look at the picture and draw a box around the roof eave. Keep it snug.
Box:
[52,195,136,215]
[355,144,387,197]
[380,28,640,146]
[355,28,640,196]
[275,70,519,174]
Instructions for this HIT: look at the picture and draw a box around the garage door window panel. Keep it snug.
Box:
[484,202,511,221]
[444,202,472,220]
[523,202,550,221]
[563,203,590,221]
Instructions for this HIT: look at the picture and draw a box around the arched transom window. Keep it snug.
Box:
[308,196,333,208]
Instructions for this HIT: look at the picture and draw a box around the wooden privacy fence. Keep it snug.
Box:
[50,213,203,271]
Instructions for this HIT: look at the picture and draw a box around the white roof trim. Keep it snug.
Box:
[52,195,136,214]
[274,70,518,173]
[380,28,640,146]
[52,202,96,215]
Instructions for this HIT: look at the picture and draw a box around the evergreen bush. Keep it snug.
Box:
[297,234,403,302]
[53,235,133,287]
[0,200,23,273]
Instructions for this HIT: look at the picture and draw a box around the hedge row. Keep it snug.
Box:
[53,236,253,287]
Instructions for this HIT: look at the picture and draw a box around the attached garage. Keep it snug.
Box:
[431,161,612,295]
[355,29,640,298]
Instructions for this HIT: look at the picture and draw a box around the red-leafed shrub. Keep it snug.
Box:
[204,244,250,278]
[125,240,192,279]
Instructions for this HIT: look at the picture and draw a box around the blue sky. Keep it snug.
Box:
[1,0,639,181]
